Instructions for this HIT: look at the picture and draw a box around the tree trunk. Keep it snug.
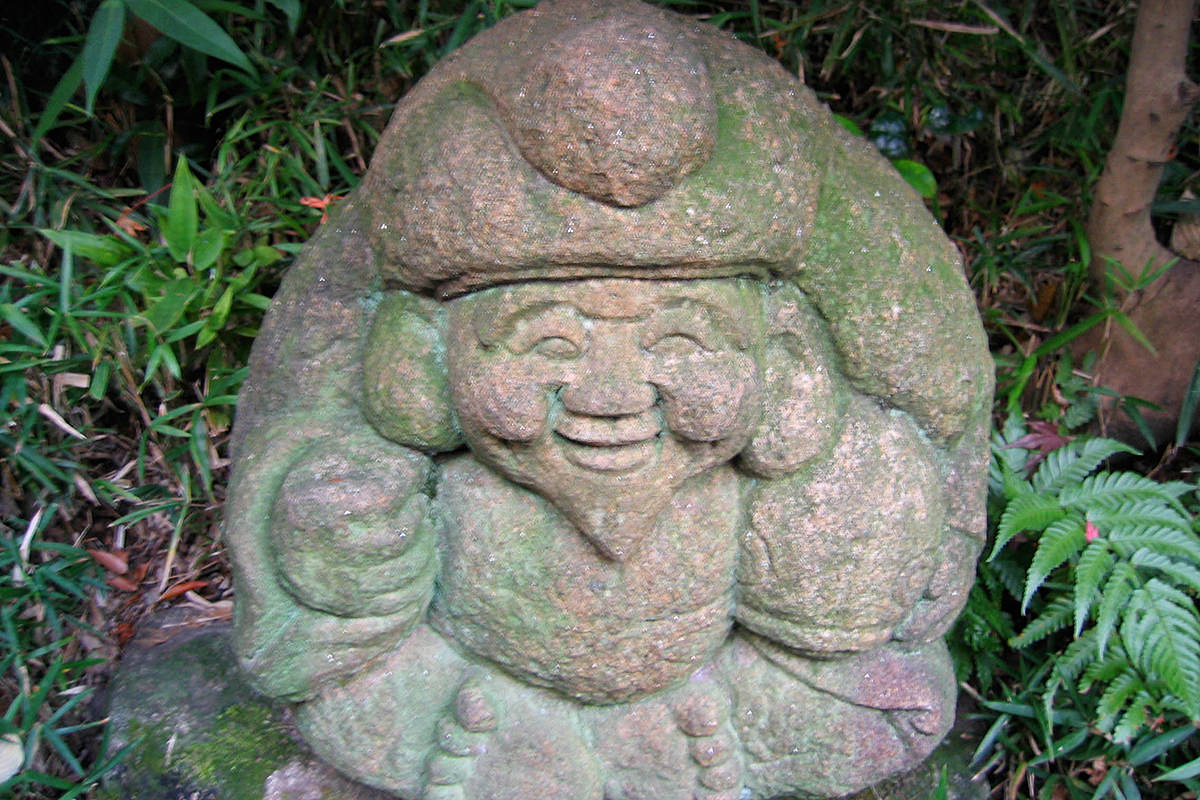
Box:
[1080,0,1200,445]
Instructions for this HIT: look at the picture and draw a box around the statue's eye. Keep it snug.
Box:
[646,332,709,357]
[505,307,586,356]
[534,336,582,359]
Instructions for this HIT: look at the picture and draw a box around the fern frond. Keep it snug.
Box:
[1033,438,1136,493]
[1089,499,1192,534]
[1023,515,1086,611]
[1060,471,1184,511]
[1081,646,1131,691]
[1130,549,1200,595]
[1012,595,1074,648]
[1121,583,1200,718]
[1097,668,1143,720]
[1096,562,1139,657]
[1112,690,1155,745]
[991,555,1027,602]
[1057,630,1099,683]
[1075,542,1114,634]
[1108,526,1200,564]
[991,492,1066,559]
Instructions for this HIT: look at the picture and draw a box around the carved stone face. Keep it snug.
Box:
[446,278,764,560]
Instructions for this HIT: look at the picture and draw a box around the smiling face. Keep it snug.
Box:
[446,278,765,560]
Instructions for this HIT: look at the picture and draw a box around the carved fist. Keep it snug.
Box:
[269,435,438,618]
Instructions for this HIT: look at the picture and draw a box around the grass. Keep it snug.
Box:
[0,1,1197,798]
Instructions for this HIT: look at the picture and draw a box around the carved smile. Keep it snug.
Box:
[552,411,662,472]
[553,432,659,472]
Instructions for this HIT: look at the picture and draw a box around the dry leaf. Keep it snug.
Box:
[160,580,208,602]
[88,549,128,575]
[107,575,139,592]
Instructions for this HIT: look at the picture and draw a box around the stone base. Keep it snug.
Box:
[101,611,990,800]
[101,608,389,800]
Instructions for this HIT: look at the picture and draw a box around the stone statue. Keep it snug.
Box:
[226,2,994,798]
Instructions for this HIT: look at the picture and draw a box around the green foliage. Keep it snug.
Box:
[959,415,1200,799]
[0,508,130,796]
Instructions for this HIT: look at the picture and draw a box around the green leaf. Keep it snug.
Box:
[39,229,134,267]
[1011,595,1073,648]
[192,228,226,270]
[82,0,126,113]
[1060,471,1185,512]
[196,285,234,347]
[33,56,84,143]
[1109,526,1200,564]
[143,278,197,333]
[892,159,937,199]
[0,304,47,348]
[125,0,254,73]
[1074,542,1113,634]
[1128,726,1195,766]
[1176,355,1200,449]
[993,492,1065,559]
[1089,499,1192,534]
[832,113,865,138]
[1023,515,1086,611]
[1122,582,1200,716]
[1033,438,1137,493]
[1096,562,1138,656]
[1156,753,1200,781]
[1130,550,1200,595]
[264,0,300,35]
[164,158,198,262]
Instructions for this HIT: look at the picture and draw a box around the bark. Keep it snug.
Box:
[1080,0,1200,444]
[1087,0,1199,283]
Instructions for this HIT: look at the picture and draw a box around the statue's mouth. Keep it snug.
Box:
[553,413,660,472]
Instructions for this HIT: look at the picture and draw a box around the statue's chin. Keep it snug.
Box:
[466,428,743,562]
[543,481,675,562]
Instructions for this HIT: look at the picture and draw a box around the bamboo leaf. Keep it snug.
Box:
[33,56,84,143]
[0,303,48,347]
[164,158,198,262]
[125,0,254,73]
[82,0,126,113]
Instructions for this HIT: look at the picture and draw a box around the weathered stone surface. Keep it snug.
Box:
[225,1,994,798]
[103,610,390,800]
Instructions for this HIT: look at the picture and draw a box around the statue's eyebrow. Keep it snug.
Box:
[473,300,578,347]
[650,298,752,349]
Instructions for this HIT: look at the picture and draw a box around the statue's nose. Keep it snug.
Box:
[561,376,656,418]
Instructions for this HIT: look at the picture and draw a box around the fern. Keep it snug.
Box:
[987,420,1200,757]
[1111,691,1155,746]
[1108,525,1200,563]
[991,492,1065,558]
[1056,630,1100,683]
[1022,516,1086,611]
[1059,471,1187,512]
[1130,549,1200,595]
[1095,561,1138,657]
[1032,438,1136,493]
[1089,499,1192,533]
[1073,542,1113,634]
[1011,595,1073,648]
[1122,582,1200,717]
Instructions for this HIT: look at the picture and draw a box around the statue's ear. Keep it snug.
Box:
[739,282,848,478]
[362,290,464,452]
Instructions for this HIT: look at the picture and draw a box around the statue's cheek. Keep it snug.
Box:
[451,359,555,443]
[655,353,760,442]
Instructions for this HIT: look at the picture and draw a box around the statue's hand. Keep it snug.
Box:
[736,396,946,653]
[269,434,438,619]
